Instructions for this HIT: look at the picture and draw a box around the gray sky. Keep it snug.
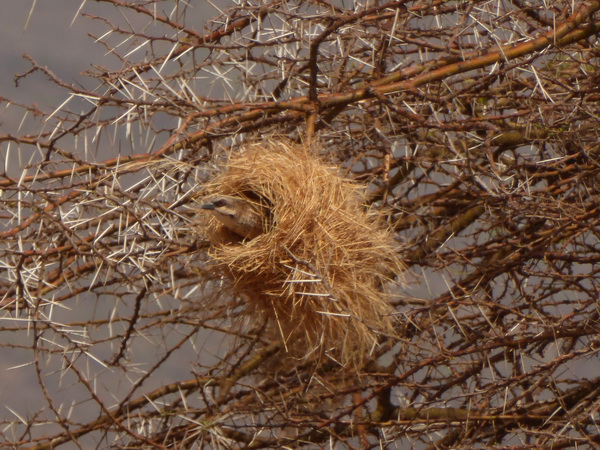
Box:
[0,1,218,133]
[1,2,110,123]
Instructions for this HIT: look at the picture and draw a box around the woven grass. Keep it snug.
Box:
[200,140,405,367]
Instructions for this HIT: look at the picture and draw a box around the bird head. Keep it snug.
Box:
[201,195,239,218]
[201,194,266,239]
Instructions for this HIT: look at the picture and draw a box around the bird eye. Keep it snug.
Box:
[212,199,227,207]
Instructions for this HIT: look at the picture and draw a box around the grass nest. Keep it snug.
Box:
[199,140,405,367]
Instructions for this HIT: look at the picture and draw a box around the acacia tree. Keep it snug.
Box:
[1,1,600,448]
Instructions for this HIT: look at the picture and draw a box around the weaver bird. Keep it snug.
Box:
[201,194,267,239]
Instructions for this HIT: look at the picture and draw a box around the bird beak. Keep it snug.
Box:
[201,202,215,210]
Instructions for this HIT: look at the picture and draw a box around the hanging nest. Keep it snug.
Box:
[198,140,405,367]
